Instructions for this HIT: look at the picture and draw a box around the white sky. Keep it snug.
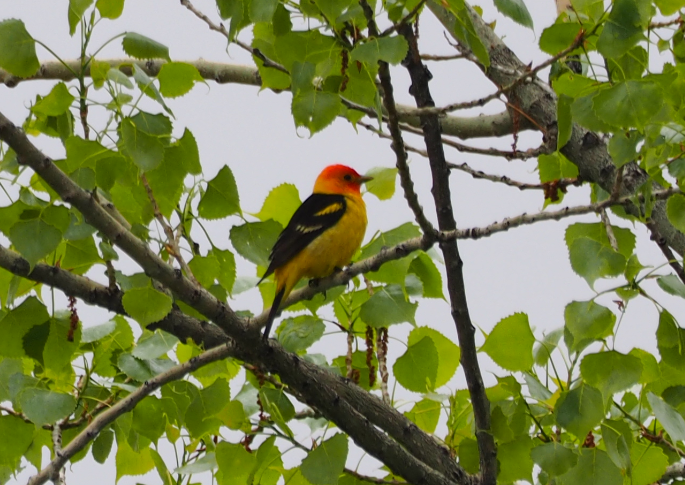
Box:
[2,0,683,484]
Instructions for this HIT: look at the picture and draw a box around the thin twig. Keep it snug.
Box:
[647,220,685,285]
[360,0,437,240]
[376,327,390,405]
[599,208,618,251]
[141,175,197,283]
[28,344,234,485]
[416,28,586,116]
[179,0,287,74]
[420,53,466,61]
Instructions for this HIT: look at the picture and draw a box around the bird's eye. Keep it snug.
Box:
[343,174,352,181]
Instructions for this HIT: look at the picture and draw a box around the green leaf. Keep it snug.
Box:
[647,392,685,441]
[118,353,174,381]
[122,285,173,326]
[408,253,444,299]
[198,165,241,219]
[132,396,165,443]
[62,236,102,273]
[608,131,640,168]
[119,118,164,172]
[359,284,417,327]
[300,434,348,485]
[667,194,685,235]
[131,64,172,114]
[260,387,295,436]
[631,442,669,485]
[96,0,124,18]
[404,399,441,433]
[538,152,578,182]
[115,437,155,481]
[92,428,114,464]
[65,136,117,171]
[365,167,397,200]
[593,81,663,130]
[0,19,39,77]
[360,223,421,259]
[565,222,635,286]
[350,36,409,65]
[0,415,34,466]
[655,0,685,15]
[658,274,685,298]
[10,218,63,268]
[132,331,179,359]
[18,388,76,425]
[531,442,578,477]
[555,383,604,438]
[276,315,325,354]
[250,0,278,22]
[601,421,632,471]
[158,62,204,98]
[130,111,172,137]
[493,0,533,29]
[580,350,642,400]
[393,335,439,392]
[481,313,534,372]
[174,452,217,475]
[255,183,301,227]
[166,128,201,175]
[444,0,490,67]
[629,348,660,384]
[498,436,534,483]
[230,220,281,267]
[561,448,622,485]
[540,23,581,55]
[564,300,615,353]
[146,151,188,219]
[597,0,649,59]
[0,297,49,359]
[122,32,170,61]
[292,91,342,135]
[68,0,94,35]
[408,327,459,387]
[32,83,75,116]
[216,442,257,485]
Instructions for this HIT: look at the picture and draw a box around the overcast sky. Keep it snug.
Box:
[3,1,683,484]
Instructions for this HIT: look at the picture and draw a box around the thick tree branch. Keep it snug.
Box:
[0,60,523,140]
[0,111,469,485]
[27,343,235,485]
[426,0,685,256]
[399,24,497,484]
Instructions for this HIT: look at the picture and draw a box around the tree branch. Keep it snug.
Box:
[0,110,470,485]
[426,0,685,257]
[0,60,523,140]
[27,343,235,485]
[398,23,497,484]
[360,0,437,239]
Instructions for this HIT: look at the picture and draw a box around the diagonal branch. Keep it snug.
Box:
[398,23,497,484]
[27,343,235,485]
[426,0,685,257]
[360,0,437,239]
[0,110,469,485]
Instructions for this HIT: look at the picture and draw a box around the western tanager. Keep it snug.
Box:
[259,164,372,339]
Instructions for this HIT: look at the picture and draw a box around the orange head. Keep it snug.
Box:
[312,164,373,195]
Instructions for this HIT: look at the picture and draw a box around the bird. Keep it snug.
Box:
[259,164,372,339]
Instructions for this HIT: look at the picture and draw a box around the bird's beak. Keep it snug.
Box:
[357,175,374,184]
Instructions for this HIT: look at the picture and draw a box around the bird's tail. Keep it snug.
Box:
[263,286,286,340]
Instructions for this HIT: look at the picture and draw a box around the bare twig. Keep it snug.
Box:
[360,0,437,240]
[415,28,586,116]
[599,209,618,252]
[179,0,288,74]
[647,220,685,285]
[377,327,390,405]
[420,53,466,61]
[142,175,197,283]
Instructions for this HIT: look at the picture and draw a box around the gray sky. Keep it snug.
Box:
[3,1,683,483]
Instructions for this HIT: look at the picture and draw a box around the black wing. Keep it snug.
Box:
[261,193,346,279]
